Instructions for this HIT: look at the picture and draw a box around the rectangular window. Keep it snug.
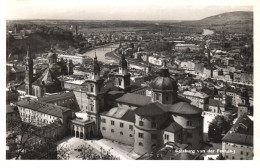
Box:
[151,134,157,139]
[111,120,115,125]
[138,133,143,138]
[187,133,192,138]
[164,134,169,140]
[139,121,143,126]
[120,123,124,128]
[101,118,106,123]
[156,93,160,100]
[187,121,192,126]
[129,125,133,130]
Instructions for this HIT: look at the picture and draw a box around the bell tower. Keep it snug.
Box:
[85,54,105,136]
[115,53,131,92]
[25,45,33,95]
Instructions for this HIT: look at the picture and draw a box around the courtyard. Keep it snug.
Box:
[57,136,140,160]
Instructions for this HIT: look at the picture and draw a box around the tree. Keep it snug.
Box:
[76,144,120,160]
[57,143,71,160]
[208,115,233,142]
[6,115,59,160]
[216,153,225,160]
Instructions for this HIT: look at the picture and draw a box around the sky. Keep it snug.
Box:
[5,0,254,20]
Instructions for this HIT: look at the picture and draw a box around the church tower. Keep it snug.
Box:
[115,53,131,92]
[25,45,33,95]
[85,54,105,136]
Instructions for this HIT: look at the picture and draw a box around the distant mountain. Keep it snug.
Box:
[182,11,253,25]
[178,11,253,33]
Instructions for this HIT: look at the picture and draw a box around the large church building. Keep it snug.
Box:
[20,46,203,155]
[99,61,203,155]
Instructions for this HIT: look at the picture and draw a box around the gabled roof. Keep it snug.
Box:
[165,121,183,133]
[222,114,253,146]
[116,93,152,107]
[231,114,253,135]
[168,102,202,115]
[33,68,60,86]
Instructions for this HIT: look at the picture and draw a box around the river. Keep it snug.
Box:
[83,44,119,64]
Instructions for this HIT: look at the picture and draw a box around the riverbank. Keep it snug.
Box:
[104,50,121,61]
[80,42,119,54]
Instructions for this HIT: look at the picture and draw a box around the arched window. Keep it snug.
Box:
[138,142,143,146]
[129,134,133,137]
[120,131,123,135]
[111,129,114,133]
[90,84,94,92]
[118,78,122,86]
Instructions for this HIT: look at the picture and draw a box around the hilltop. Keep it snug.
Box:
[178,11,253,33]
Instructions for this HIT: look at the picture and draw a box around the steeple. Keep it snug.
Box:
[94,50,100,75]
[25,45,33,95]
[119,52,128,75]
[115,52,131,92]
[90,50,100,80]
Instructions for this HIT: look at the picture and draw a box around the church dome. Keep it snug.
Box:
[150,76,178,91]
[150,63,178,91]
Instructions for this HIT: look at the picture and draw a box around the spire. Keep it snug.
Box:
[94,50,97,60]
[93,50,100,74]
